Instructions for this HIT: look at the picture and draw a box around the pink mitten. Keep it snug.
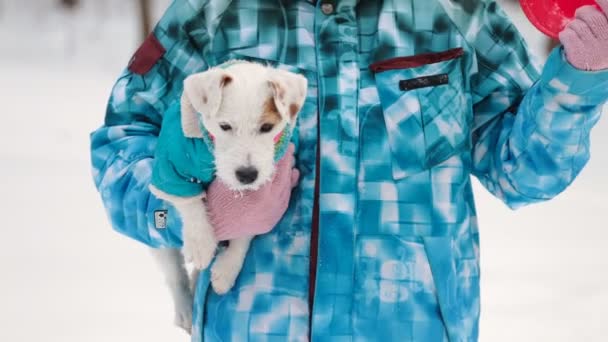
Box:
[205,144,300,241]
[559,0,608,71]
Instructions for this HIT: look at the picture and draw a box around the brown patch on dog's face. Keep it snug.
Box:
[289,103,300,119]
[262,97,282,125]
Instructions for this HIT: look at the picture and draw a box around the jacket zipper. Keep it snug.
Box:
[308,118,320,340]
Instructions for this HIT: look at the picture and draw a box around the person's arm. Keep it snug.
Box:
[444,0,608,209]
[90,0,207,247]
[91,0,302,248]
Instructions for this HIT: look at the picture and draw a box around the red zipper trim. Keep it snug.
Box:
[369,47,464,73]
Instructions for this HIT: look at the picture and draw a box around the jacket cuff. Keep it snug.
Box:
[541,47,608,102]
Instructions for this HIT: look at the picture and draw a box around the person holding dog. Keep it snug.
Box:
[91,0,608,340]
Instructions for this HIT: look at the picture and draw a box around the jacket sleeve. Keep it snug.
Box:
[90,0,209,247]
[445,0,608,209]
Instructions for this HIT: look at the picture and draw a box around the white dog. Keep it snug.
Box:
[148,61,307,333]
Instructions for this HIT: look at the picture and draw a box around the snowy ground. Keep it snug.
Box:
[0,1,606,341]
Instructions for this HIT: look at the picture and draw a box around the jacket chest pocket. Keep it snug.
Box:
[370,48,471,180]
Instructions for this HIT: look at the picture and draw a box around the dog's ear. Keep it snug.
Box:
[267,70,308,123]
[181,69,233,137]
[180,93,204,138]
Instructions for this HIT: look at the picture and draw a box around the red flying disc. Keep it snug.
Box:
[520,0,601,38]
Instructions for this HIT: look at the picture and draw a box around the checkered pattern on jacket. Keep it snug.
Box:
[90,0,608,340]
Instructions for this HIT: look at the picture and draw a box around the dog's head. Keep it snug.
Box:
[181,61,307,191]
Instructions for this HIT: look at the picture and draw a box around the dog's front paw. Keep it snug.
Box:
[183,224,217,270]
[210,250,243,295]
[182,213,218,269]
[183,239,217,270]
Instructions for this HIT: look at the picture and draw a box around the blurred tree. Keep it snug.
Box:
[60,0,79,9]
[138,0,152,41]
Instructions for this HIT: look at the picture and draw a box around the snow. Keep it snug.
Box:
[0,1,186,341]
[0,1,606,341]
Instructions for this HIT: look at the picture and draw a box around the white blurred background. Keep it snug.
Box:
[0,1,606,341]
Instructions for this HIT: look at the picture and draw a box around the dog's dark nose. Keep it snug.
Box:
[235,167,259,185]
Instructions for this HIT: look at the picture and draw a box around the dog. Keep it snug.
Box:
[148,60,307,333]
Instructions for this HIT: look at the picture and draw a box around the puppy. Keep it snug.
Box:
[148,61,307,333]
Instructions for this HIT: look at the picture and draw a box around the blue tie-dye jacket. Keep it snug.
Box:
[90,0,608,340]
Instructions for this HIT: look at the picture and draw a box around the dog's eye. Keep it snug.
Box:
[219,123,232,131]
[260,123,274,133]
